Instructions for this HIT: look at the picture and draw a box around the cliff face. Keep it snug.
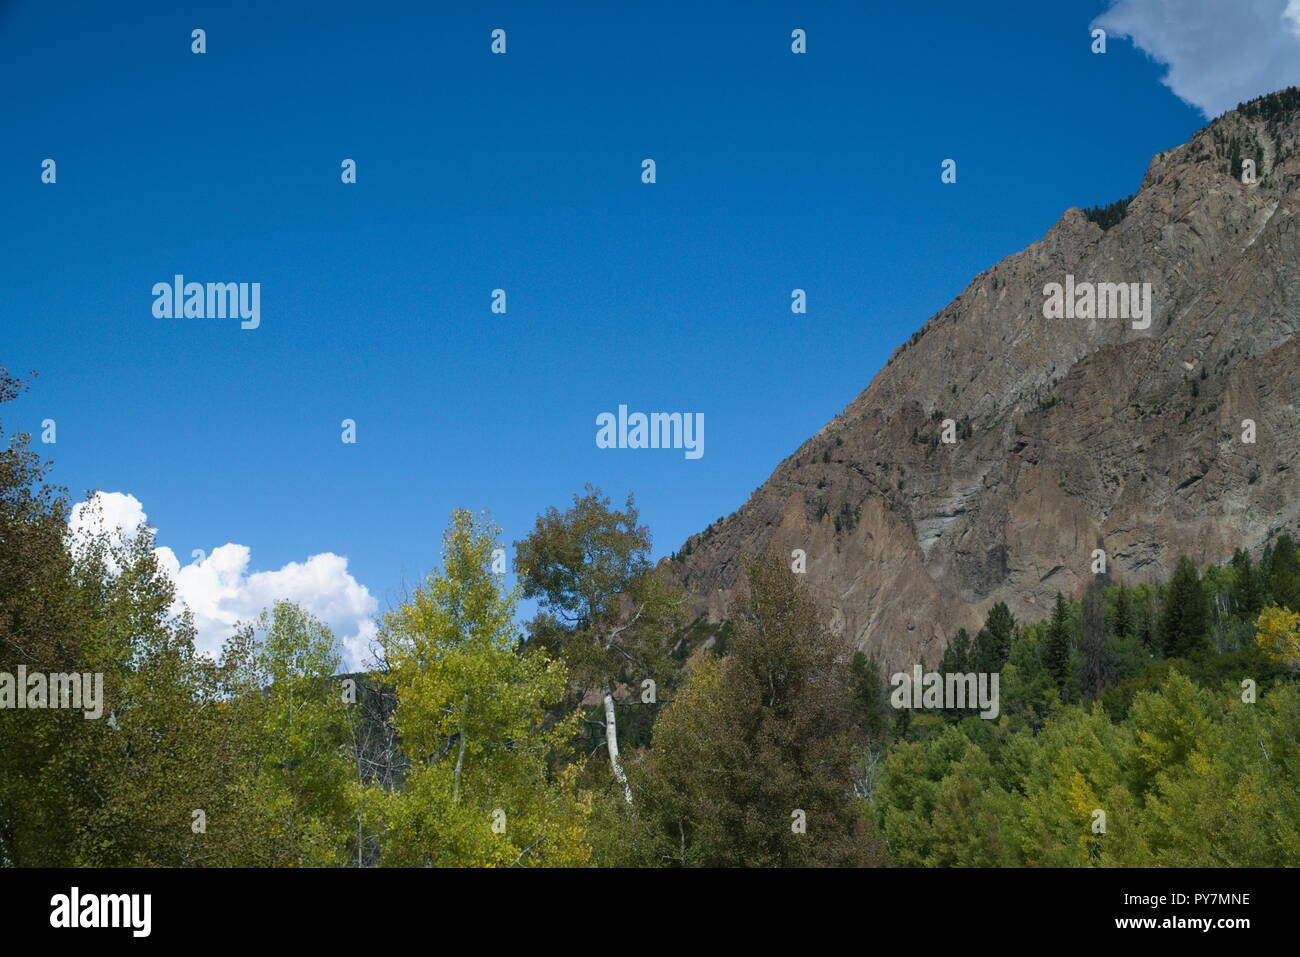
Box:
[670,90,1300,672]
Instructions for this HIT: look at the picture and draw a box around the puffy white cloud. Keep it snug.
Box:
[67,490,148,562]
[1094,0,1300,117]
[71,491,378,672]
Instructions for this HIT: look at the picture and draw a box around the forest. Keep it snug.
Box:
[1,367,1296,867]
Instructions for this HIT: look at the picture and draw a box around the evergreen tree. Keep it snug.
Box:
[1042,594,1074,695]
[1265,534,1300,612]
[970,628,1000,675]
[983,601,1016,669]
[1229,549,1263,617]
[1259,541,1277,606]
[850,651,888,741]
[1160,557,1210,658]
[1137,597,1157,652]
[1079,579,1111,699]
[939,628,972,674]
[618,554,884,867]
[1112,586,1134,641]
[1000,630,1060,731]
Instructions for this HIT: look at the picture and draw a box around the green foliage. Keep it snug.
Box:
[1042,593,1075,697]
[1000,627,1061,732]
[1230,548,1264,618]
[850,651,889,740]
[939,628,972,674]
[1255,604,1300,671]
[876,673,1300,866]
[609,555,884,867]
[514,484,649,637]
[1111,584,1134,640]
[514,485,684,781]
[1160,557,1211,658]
[1236,85,1300,124]
[876,725,1018,866]
[234,602,355,866]
[7,364,1299,869]
[0,366,279,866]
[1265,534,1300,612]
[365,509,590,867]
[1082,194,1134,230]
[981,602,1016,670]
[1079,579,1111,699]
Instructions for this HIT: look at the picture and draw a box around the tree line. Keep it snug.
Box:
[2,366,1296,867]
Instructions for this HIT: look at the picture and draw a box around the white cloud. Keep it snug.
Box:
[70,491,378,672]
[1094,0,1300,117]
[67,490,148,564]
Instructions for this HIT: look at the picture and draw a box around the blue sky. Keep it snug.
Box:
[3,0,1295,666]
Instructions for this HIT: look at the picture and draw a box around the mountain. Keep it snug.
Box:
[669,88,1300,673]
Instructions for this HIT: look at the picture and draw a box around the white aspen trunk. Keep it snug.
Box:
[603,690,633,803]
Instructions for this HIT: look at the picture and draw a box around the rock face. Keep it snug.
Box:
[669,90,1300,673]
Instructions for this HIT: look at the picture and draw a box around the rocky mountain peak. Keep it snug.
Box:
[670,88,1300,672]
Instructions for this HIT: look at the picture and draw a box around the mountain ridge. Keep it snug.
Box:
[669,88,1300,672]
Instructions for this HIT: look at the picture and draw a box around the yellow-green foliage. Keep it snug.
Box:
[362,510,591,866]
[233,601,356,867]
[1255,605,1300,670]
[877,672,1300,866]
